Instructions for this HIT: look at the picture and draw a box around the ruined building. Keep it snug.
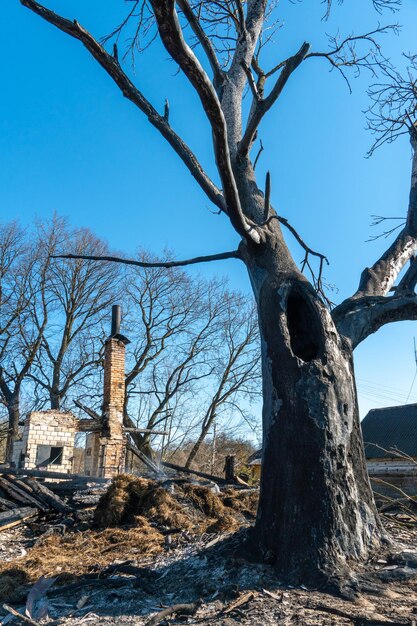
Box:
[14,305,130,479]
[84,305,129,478]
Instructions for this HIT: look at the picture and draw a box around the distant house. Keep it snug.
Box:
[247,449,262,481]
[361,403,417,500]
[361,403,417,473]
[248,404,417,489]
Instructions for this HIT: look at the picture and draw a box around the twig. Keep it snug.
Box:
[253,139,264,170]
[306,602,409,625]
[223,591,255,614]
[146,600,200,626]
[264,171,271,221]
[2,604,40,626]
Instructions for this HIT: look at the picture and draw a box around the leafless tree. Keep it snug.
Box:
[29,219,119,411]
[125,274,252,457]
[0,221,51,461]
[123,252,206,426]
[184,293,260,468]
[20,0,413,584]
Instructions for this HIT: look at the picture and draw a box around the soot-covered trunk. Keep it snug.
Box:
[246,257,383,584]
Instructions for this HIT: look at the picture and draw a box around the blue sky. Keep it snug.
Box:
[2,0,417,418]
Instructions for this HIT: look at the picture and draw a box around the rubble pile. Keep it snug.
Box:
[0,473,74,530]
[1,473,417,625]
[0,474,258,603]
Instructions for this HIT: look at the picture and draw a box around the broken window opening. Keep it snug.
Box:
[36,444,63,467]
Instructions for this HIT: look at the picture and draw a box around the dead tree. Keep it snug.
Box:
[126,278,234,457]
[29,219,119,411]
[184,294,260,469]
[19,0,414,584]
[0,221,51,462]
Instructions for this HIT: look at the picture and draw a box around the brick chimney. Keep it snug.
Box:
[98,305,130,478]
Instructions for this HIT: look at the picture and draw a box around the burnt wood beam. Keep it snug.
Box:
[77,419,102,433]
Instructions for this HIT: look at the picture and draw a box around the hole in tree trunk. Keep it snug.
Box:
[286,289,321,362]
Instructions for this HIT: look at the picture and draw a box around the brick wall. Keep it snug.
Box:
[21,411,78,474]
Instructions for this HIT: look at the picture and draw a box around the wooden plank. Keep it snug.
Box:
[0,506,37,530]
[126,441,161,475]
[0,477,49,511]
[23,477,74,514]
[0,496,17,510]
[0,467,108,482]
[77,419,102,432]
[74,399,101,421]
[123,428,168,435]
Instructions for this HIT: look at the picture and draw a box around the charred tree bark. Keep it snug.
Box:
[243,239,383,584]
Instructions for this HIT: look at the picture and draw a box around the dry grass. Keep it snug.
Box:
[94,475,193,530]
[0,522,164,600]
[94,475,258,534]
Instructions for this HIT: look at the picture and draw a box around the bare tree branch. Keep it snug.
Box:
[149,0,261,242]
[20,0,225,212]
[395,254,417,295]
[366,214,405,242]
[306,25,398,94]
[333,293,417,348]
[239,42,310,156]
[366,54,417,154]
[51,250,241,268]
[324,0,400,21]
[176,0,224,91]
[350,131,417,298]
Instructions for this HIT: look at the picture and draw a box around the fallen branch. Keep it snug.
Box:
[223,591,255,614]
[2,604,40,626]
[161,460,233,485]
[146,600,200,626]
[306,602,410,626]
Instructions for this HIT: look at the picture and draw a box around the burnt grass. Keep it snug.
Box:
[1,476,417,625]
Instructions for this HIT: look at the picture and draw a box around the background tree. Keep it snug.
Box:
[168,432,257,477]
[29,219,119,411]
[184,293,260,469]
[19,0,413,584]
[0,220,52,461]
[124,269,260,458]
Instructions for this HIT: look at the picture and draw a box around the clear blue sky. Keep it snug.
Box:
[2,0,417,418]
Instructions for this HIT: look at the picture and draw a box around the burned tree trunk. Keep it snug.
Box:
[20,0,417,588]
[244,245,383,583]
